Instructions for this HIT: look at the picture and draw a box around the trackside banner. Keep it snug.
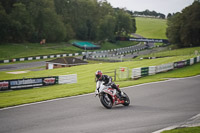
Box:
[0,77,58,91]
[116,37,169,43]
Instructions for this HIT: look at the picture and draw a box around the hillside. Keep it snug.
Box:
[0,17,167,61]
[0,46,200,108]
[135,17,167,39]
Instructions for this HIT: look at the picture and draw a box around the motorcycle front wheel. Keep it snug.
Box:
[122,92,130,106]
[100,93,113,109]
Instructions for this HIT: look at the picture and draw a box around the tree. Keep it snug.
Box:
[0,2,11,42]
[166,1,200,47]
[0,0,137,43]
[167,13,172,19]
[115,9,134,36]
[166,13,182,46]
[133,9,165,19]
[0,0,17,14]
[25,0,66,42]
[9,3,34,42]
[98,15,116,41]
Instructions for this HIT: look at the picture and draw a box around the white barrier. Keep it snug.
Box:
[149,66,156,75]
[190,58,194,65]
[58,74,77,84]
[28,57,33,60]
[4,60,9,63]
[36,56,40,60]
[132,68,141,79]
[197,56,200,62]
[43,56,47,59]
[156,63,174,73]
[20,58,25,61]
[131,56,199,80]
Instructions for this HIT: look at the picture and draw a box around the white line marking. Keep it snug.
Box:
[1,75,200,111]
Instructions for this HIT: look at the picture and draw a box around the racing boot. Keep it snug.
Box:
[118,91,126,99]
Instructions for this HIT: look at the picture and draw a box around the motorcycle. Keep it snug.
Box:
[95,81,130,109]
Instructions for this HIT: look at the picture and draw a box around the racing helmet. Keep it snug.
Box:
[95,70,102,80]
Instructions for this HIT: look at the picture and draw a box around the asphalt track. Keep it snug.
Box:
[0,61,46,71]
[0,76,200,133]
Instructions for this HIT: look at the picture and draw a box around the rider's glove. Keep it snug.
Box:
[107,83,113,86]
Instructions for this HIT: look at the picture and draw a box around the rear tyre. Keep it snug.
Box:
[122,92,130,106]
[100,93,113,109]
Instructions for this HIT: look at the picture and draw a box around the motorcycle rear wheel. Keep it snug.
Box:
[122,92,130,106]
[100,93,113,109]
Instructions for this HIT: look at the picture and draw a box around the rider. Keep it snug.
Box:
[95,70,124,98]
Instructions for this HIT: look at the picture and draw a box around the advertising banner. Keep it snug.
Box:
[9,78,43,89]
[0,81,9,90]
[174,61,187,68]
[0,76,58,91]
[141,67,149,76]
[116,37,169,44]
[43,77,58,85]
[58,74,77,84]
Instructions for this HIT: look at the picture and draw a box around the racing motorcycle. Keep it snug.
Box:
[95,81,130,109]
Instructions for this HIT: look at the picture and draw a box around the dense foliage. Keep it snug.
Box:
[133,9,165,19]
[0,0,136,43]
[166,1,200,47]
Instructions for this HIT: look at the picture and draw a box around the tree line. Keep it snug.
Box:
[0,0,136,43]
[166,1,200,47]
[133,9,165,19]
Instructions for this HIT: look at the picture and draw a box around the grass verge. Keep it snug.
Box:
[162,126,200,133]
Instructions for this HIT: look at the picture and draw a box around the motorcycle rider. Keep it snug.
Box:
[95,70,124,98]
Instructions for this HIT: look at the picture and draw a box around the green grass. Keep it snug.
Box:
[0,42,82,60]
[135,17,167,39]
[100,41,138,50]
[162,126,200,133]
[0,54,200,108]
[138,47,200,59]
[0,41,138,60]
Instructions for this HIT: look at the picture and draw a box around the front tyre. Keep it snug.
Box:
[122,92,130,106]
[100,93,113,109]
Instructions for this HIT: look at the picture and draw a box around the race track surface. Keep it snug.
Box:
[0,76,200,133]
